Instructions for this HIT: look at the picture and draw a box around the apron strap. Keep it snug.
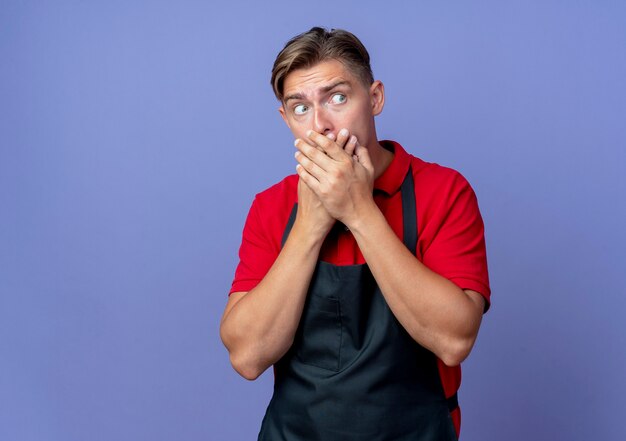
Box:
[400,165,417,254]
[400,166,460,414]
[281,203,298,248]
[446,392,459,412]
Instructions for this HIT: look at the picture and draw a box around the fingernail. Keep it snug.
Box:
[350,135,357,144]
[294,139,299,146]
[306,130,313,137]
[339,128,349,137]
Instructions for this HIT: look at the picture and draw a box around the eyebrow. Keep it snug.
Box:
[284,81,351,103]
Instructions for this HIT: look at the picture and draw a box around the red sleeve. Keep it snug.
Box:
[229,195,280,295]
[421,171,491,310]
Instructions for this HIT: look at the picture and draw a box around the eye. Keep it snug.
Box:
[330,93,346,104]
[294,104,308,115]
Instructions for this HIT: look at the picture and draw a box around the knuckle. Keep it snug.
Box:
[327,176,338,189]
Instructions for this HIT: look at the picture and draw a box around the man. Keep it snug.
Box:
[220,27,490,440]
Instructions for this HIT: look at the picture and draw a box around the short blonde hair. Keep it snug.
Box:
[271,27,374,101]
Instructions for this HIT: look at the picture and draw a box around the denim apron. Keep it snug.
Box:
[258,167,458,440]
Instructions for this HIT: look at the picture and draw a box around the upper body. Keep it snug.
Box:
[219,26,490,438]
[230,139,490,427]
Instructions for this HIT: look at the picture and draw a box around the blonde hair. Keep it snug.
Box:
[271,27,374,101]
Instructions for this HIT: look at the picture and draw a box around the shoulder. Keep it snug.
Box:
[403,151,490,303]
[231,175,298,295]
[412,155,469,187]
[401,150,483,250]
[383,140,472,195]
[252,174,299,210]
[244,174,298,244]
[410,156,475,209]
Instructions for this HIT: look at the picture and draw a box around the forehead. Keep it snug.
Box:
[282,59,362,97]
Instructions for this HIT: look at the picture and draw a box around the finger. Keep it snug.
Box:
[335,128,350,149]
[354,144,374,171]
[295,150,327,182]
[299,134,327,154]
[306,130,343,160]
[295,138,333,171]
[344,135,358,157]
[296,164,321,193]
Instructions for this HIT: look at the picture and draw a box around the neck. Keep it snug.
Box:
[368,141,394,180]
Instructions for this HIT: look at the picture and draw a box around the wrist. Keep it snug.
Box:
[290,218,330,251]
[343,198,380,234]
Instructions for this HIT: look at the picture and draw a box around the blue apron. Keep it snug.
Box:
[258,167,459,440]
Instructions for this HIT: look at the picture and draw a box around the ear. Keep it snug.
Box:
[369,80,385,116]
[278,105,291,129]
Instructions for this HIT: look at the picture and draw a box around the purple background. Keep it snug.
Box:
[2,1,625,440]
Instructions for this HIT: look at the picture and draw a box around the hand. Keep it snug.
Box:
[293,130,353,240]
[294,129,375,227]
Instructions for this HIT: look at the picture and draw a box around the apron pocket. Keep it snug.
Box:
[294,294,342,372]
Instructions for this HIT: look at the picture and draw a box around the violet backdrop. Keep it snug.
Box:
[1,1,625,440]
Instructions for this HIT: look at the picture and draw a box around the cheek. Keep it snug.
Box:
[343,110,368,133]
[290,126,310,141]
[285,116,309,137]
[346,112,364,128]
[330,108,357,129]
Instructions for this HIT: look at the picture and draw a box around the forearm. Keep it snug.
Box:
[348,203,483,366]
[220,223,324,379]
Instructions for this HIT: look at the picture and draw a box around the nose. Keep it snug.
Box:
[312,106,334,136]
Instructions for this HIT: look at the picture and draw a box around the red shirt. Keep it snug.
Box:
[230,140,491,436]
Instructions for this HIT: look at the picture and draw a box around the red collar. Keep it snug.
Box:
[374,140,412,195]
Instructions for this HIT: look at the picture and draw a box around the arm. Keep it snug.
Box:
[220,212,326,380]
[348,204,485,366]
[295,131,486,366]
[220,132,354,380]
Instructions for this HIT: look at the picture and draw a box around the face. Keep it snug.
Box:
[278,59,384,149]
